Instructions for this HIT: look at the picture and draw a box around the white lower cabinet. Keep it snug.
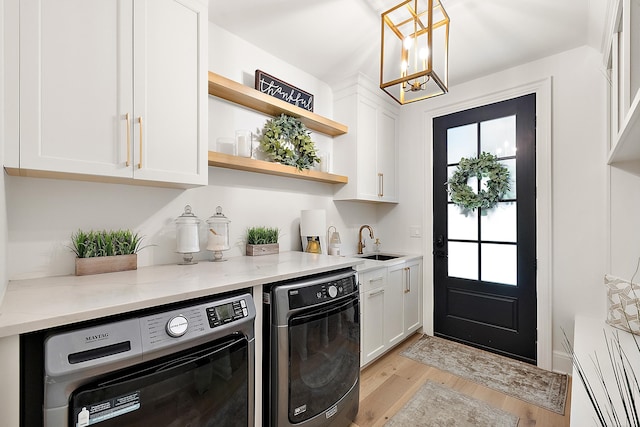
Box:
[390,259,423,335]
[360,269,387,364]
[360,258,423,367]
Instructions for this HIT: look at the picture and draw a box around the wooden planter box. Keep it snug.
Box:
[75,254,137,276]
[246,243,279,256]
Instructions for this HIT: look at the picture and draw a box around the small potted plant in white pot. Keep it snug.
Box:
[246,226,279,256]
[70,229,146,275]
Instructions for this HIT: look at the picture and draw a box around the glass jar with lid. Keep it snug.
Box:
[175,205,200,264]
[206,206,230,261]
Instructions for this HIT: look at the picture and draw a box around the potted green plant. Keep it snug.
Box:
[246,226,279,256]
[70,229,146,275]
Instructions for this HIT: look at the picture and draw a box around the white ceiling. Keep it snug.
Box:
[208,0,606,88]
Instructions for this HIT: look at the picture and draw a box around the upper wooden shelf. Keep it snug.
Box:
[208,72,348,137]
[208,152,348,184]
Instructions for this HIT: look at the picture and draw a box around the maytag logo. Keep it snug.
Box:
[85,332,110,343]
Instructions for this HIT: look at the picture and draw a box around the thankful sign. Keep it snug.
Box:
[255,70,314,112]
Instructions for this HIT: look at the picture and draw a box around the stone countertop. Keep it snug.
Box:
[0,251,364,338]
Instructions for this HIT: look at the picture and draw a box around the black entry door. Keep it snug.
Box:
[433,93,537,364]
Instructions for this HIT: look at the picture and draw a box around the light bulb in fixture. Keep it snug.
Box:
[403,36,414,49]
[419,47,430,60]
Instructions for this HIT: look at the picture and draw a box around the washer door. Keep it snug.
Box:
[287,297,360,423]
[69,334,249,427]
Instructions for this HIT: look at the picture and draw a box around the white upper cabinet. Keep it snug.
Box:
[333,74,399,203]
[9,0,207,187]
[606,0,640,164]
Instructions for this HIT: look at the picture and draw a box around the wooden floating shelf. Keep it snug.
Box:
[208,152,348,184]
[208,72,348,137]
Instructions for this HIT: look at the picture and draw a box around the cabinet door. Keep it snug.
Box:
[403,260,423,334]
[362,287,386,365]
[356,96,379,199]
[377,108,398,202]
[19,0,133,178]
[360,268,387,366]
[386,264,406,346]
[132,0,207,185]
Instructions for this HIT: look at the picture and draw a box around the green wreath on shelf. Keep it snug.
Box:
[446,152,511,211]
[259,114,320,171]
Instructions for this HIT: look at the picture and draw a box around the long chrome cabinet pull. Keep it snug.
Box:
[138,116,143,169]
[378,173,384,197]
[368,289,385,297]
[125,113,131,167]
[369,276,384,283]
[405,267,411,293]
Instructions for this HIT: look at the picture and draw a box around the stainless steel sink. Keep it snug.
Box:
[357,254,401,261]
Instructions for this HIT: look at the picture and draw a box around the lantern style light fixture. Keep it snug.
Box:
[380,0,450,104]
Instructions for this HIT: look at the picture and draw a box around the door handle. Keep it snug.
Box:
[435,234,445,248]
[433,249,447,258]
[125,113,131,167]
[138,116,143,169]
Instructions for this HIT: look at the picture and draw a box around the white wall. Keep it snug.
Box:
[610,166,640,277]
[3,23,381,280]
[379,45,608,373]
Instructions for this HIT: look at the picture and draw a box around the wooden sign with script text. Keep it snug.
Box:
[255,70,314,112]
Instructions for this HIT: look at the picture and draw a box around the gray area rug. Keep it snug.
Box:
[385,380,519,427]
[401,335,568,414]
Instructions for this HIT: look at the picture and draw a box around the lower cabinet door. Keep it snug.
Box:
[385,265,405,347]
[403,261,423,334]
[362,287,386,365]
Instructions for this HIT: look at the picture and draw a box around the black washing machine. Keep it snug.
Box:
[263,268,360,427]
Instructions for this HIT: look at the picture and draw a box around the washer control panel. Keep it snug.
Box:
[288,273,357,309]
[206,298,249,328]
[139,293,255,352]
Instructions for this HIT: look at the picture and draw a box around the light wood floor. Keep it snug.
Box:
[352,333,572,427]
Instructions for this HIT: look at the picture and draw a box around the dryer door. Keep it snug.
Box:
[69,334,249,427]
[286,297,360,424]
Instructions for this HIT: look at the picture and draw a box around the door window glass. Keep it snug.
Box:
[480,202,517,243]
[447,123,477,164]
[448,242,479,281]
[480,115,516,156]
[481,243,518,285]
[448,205,477,240]
[447,115,518,285]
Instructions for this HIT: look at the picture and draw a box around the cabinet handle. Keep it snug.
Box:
[369,276,384,283]
[405,267,411,293]
[125,113,131,167]
[368,289,385,297]
[138,116,143,169]
[378,173,384,197]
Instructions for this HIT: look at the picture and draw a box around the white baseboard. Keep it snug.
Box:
[553,349,573,375]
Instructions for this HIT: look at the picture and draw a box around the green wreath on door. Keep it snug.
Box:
[446,152,511,211]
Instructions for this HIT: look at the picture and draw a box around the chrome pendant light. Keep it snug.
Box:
[380,0,450,104]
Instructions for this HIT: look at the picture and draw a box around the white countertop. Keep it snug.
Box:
[0,251,367,338]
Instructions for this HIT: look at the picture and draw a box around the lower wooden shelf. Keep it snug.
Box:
[207,152,348,184]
